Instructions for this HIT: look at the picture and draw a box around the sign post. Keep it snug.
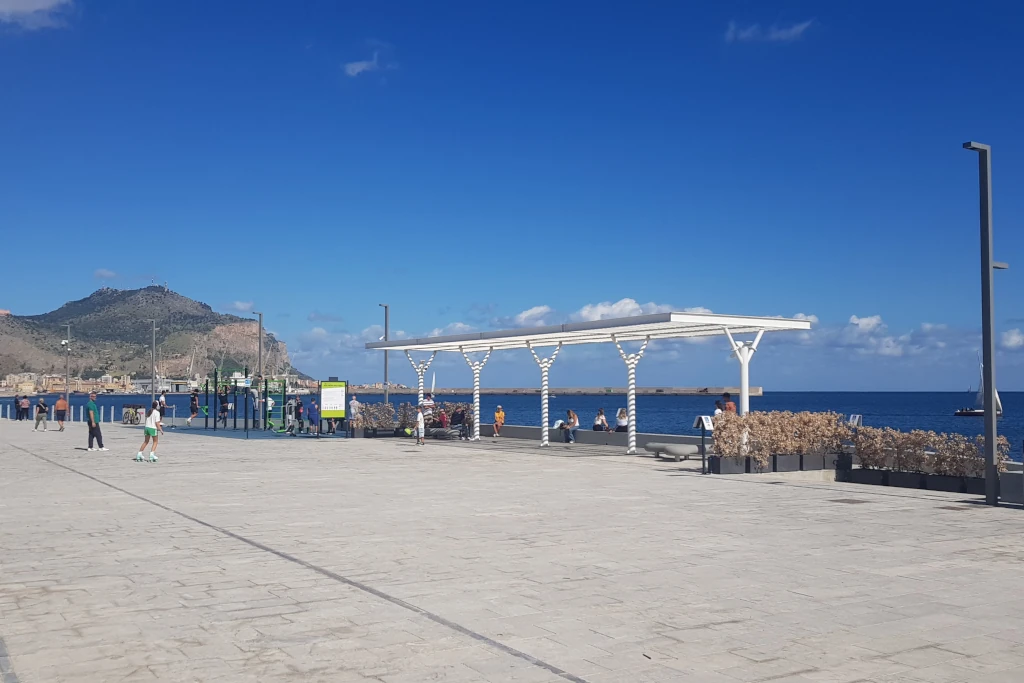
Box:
[693,416,714,475]
[320,380,348,436]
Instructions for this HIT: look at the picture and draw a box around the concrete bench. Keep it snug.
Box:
[644,442,698,462]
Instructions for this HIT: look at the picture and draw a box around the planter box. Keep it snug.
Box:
[709,456,748,475]
[838,468,988,495]
[801,454,826,471]
[773,454,800,473]
[835,453,855,472]
[889,471,926,490]
[963,477,987,495]
[840,468,888,486]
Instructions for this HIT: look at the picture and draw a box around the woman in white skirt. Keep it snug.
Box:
[136,401,164,463]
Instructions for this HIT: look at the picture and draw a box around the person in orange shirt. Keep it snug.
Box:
[493,405,505,437]
[722,392,737,413]
[54,395,69,432]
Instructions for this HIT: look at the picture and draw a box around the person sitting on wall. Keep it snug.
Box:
[492,405,505,437]
[722,392,737,413]
[438,409,449,429]
[614,408,628,432]
[561,409,580,443]
[593,408,611,432]
[450,406,465,427]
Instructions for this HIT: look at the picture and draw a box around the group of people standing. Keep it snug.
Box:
[10,394,70,432]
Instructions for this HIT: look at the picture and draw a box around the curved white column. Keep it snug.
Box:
[724,329,764,415]
[405,351,437,404]
[612,335,650,455]
[527,342,562,447]
[460,347,492,441]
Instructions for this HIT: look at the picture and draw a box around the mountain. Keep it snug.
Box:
[0,286,307,380]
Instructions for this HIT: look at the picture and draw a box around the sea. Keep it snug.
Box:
[10,391,1023,458]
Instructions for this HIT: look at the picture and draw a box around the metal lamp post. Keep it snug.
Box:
[963,141,1009,506]
[379,304,390,403]
[62,324,71,399]
[145,319,157,406]
[253,311,263,428]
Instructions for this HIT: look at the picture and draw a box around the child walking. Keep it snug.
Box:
[415,405,425,446]
[136,401,164,463]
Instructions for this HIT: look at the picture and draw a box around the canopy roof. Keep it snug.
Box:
[365,312,811,353]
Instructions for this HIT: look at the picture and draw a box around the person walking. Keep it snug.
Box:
[19,395,30,421]
[135,400,164,463]
[55,394,68,431]
[296,396,305,434]
[11,395,18,420]
[85,392,107,451]
[158,390,168,418]
[187,390,199,426]
[307,398,320,436]
[348,393,361,436]
[415,405,425,446]
[34,397,49,432]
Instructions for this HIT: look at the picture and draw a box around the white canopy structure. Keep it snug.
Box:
[366,312,811,453]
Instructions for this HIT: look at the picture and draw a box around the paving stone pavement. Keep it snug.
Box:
[2,421,1024,682]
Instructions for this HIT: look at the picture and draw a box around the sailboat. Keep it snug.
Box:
[955,359,1003,417]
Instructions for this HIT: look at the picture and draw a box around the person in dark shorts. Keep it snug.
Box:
[295,396,305,434]
[187,390,200,426]
[55,395,68,431]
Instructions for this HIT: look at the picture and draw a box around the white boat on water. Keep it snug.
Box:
[955,360,1003,417]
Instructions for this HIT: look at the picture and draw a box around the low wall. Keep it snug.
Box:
[477,423,704,449]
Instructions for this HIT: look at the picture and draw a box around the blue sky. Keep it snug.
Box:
[2,1,1024,391]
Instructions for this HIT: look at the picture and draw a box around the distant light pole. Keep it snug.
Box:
[963,141,1009,506]
[62,324,71,398]
[253,311,263,428]
[145,319,158,406]
[379,304,390,403]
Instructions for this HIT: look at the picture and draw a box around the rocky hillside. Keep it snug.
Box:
[0,287,305,379]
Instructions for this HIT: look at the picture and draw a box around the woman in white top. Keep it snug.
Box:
[593,408,611,432]
[562,410,580,443]
[136,401,164,463]
[615,408,628,433]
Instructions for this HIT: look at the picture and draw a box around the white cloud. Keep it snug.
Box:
[429,322,475,337]
[1002,329,1024,350]
[229,301,254,313]
[767,20,814,42]
[514,305,554,327]
[0,0,72,29]
[572,298,680,322]
[344,51,380,77]
[94,268,116,279]
[848,314,883,333]
[793,312,819,324]
[725,19,813,44]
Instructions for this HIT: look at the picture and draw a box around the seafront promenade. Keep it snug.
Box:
[2,422,1024,682]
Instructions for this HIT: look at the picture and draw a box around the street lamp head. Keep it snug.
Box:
[963,141,991,152]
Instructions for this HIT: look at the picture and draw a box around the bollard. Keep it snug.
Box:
[79,405,84,422]
[101,406,105,422]
[49,406,54,421]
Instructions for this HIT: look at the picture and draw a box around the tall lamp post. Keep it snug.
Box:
[253,311,263,428]
[145,319,158,406]
[379,304,390,404]
[62,324,71,398]
[963,141,1009,506]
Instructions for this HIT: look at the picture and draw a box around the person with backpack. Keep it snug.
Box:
[135,400,164,463]
[34,397,48,432]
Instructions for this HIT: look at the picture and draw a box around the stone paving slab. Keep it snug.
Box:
[2,421,1024,682]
